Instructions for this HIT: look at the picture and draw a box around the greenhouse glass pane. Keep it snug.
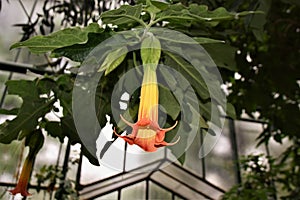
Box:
[149,181,172,200]
[94,191,118,200]
[183,132,203,177]
[121,181,145,200]
[235,120,265,156]
[0,140,23,184]
[205,119,236,191]
[80,156,121,185]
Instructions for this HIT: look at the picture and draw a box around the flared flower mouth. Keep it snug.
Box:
[9,156,33,197]
[114,63,179,152]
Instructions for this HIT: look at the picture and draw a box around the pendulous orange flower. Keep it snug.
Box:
[9,154,33,197]
[114,34,179,152]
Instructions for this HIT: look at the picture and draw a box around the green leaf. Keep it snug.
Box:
[152,28,224,44]
[226,103,236,119]
[6,80,39,98]
[45,121,64,143]
[101,4,144,27]
[0,108,19,115]
[10,23,104,54]
[202,43,237,71]
[144,0,161,14]
[0,79,55,144]
[155,3,261,27]
[51,31,112,62]
[151,0,169,11]
[98,46,128,75]
[193,37,225,44]
[248,0,270,41]
[159,85,180,120]
[0,98,54,144]
[164,51,210,99]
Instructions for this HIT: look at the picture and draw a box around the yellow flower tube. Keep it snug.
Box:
[115,34,178,152]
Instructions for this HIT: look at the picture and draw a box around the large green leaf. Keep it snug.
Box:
[10,23,104,54]
[159,85,180,120]
[45,121,64,143]
[51,31,112,62]
[202,43,237,71]
[101,4,143,27]
[155,3,261,26]
[164,51,210,100]
[0,80,55,144]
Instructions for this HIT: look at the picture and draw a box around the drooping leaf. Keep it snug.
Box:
[226,103,236,119]
[164,51,210,99]
[159,85,180,120]
[10,23,104,54]
[202,43,238,71]
[98,46,128,75]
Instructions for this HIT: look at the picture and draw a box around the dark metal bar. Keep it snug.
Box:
[117,189,121,200]
[123,142,127,172]
[0,182,49,190]
[145,179,149,200]
[56,140,71,199]
[75,149,83,191]
[0,60,54,75]
[200,128,206,179]
[224,115,267,125]
[228,119,242,184]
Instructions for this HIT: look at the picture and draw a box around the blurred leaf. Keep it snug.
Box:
[248,0,270,41]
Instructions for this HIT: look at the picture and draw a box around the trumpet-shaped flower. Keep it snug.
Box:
[115,65,179,152]
[9,154,33,197]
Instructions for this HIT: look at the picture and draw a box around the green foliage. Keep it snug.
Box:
[222,154,277,200]
[35,164,78,199]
